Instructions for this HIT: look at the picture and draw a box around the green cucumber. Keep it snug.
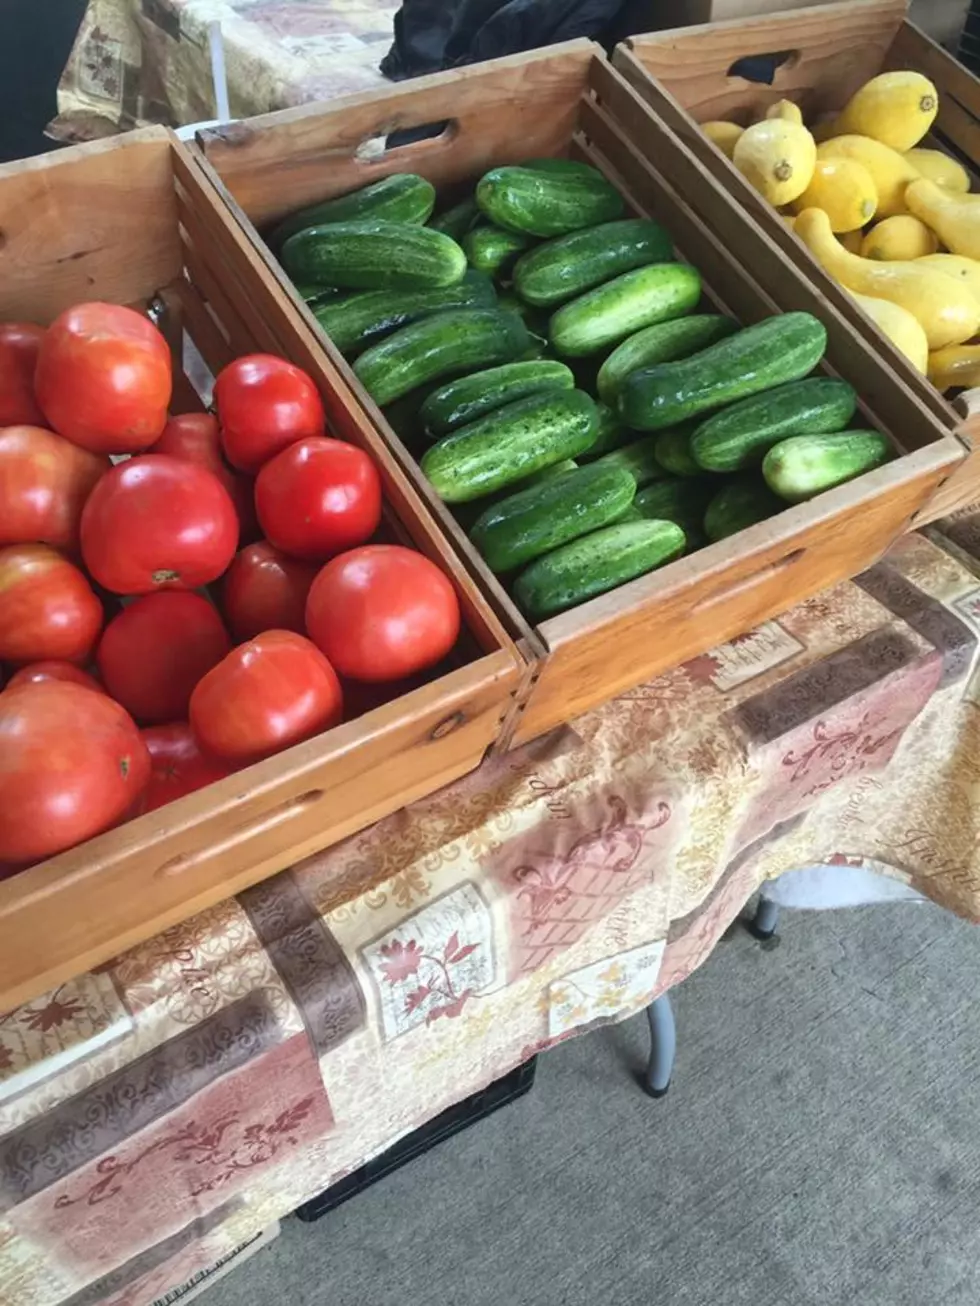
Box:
[633,478,715,547]
[618,312,827,431]
[579,402,635,458]
[281,220,466,291]
[268,174,435,251]
[313,270,496,356]
[691,378,858,473]
[451,459,579,533]
[597,315,738,404]
[523,158,602,177]
[549,264,702,358]
[590,437,666,489]
[704,478,784,542]
[429,196,480,240]
[354,308,531,406]
[470,462,637,573]
[463,224,535,278]
[763,431,892,502]
[421,390,599,503]
[514,519,685,619]
[476,165,624,237]
[420,359,574,435]
[512,219,674,308]
[295,282,342,306]
[654,426,701,477]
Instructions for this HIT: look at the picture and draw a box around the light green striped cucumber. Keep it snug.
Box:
[463,224,535,277]
[476,165,624,237]
[421,390,599,504]
[420,360,574,436]
[596,315,738,404]
[354,308,531,406]
[654,426,702,477]
[704,478,784,542]
[590,437,666,489]
[549,264,702,358]
[267,174,435,250]
[763,431,892,502]
[429,196,480,240]
[691,377,858,472]
[513,519,685,620]
[512,219,674,307]
[470,462,637,573]
[281,220,466,291]
[450,459,577,533]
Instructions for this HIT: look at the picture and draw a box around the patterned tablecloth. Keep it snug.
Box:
[4,517,980,1306]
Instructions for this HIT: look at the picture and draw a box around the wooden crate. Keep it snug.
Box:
[196,41,963,748]
[615,0,980,522]
[0,128,527,1012]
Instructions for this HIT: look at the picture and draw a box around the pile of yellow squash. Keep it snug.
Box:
[702,71,980,393]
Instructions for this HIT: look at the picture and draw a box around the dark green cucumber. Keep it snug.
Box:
[763,431,892,503]
[450,459,578,534]
[429,196,480,240]
[704,478,784,542]
[549,264,702,358]
[654,426,701,477]
[420,359,574,436]
[512,219,674,308]
[475,165,624,238]
[470,462,636,573]
[618,312,828,431]
[420,390,599,503]
[295,282,342,306]
[463,224,535,278]
[579,403,635,459]
[281,220,466,291]
[596,315,738,404]
[268,174,435,251]
[313,270,496,356]
[514,519,685,619]
[354,308,531,406]
[590,437,666,489]
[633,478,715,546]
[523,158,602,178]
[691,378,858,473]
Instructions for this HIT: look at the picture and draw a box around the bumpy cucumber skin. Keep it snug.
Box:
[590,438,666,489]
[618,312,828,432]
[691,378,858,472]
[579,402,635,459]
[463,224,535,277]
[549,264,702,358]
[268,174,435,251]
[653,426,702,478]
[512,219,674,308]
[633,478,715,547]
[763,431,892,502]
[704,478,784,542]
[420,390,599,504]
[513,519,685,620]
[470,463,637,573]
[281,219,467,291]
[476,166,624,238]
[429,196,481,240]
[354,308,531,406]
[596,315,738,404]
[420,360,574,436]
[314,271,496,356]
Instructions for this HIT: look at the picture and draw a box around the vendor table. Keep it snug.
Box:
[3,516,980,1306]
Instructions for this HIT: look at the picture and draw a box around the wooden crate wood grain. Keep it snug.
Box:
[0,128,528,1013]
[196,42,963,748]
[615,0,980,522]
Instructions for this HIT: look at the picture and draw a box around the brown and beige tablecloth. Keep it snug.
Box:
[4,518,980,1306]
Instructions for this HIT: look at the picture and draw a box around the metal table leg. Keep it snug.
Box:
[641,992,675,1099]
[746,895,780,942]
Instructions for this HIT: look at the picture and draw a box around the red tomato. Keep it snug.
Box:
[0,681,150,864]
[220,541,318,640]
[97,592,231,723]
[35,303,172,453]
[214,354,325,472]
[0,323,45,427]
[190,630,343,763]
[255,437,382,562]
[7,661,104,694]
[140,722,235,812]
[150,413,259,543]
[80,455,239,594]
[0,544,103,665]
[0,425,109,551]
[305,545,460,682]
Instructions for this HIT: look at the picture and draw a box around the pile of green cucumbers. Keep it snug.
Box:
[269,162,892,621]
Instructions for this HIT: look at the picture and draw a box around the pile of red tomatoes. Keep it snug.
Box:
[0,303,461,869]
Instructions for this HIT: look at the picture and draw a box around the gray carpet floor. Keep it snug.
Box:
[206,900,980,1306]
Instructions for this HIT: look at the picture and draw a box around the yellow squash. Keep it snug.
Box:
[732,119,816,205]
[917,253,980,305]
[816,136,920,218]
[764,99,803,125]
[905,178,980,260]
[927,344,980,391]
[904,148,970,193]
[839,229,864,254]
[860,214,938,260]
[833,70,938,151]
[794,207,980,348]
[702,121,744,160]
[849,290,929,372]
[791,156,877,231]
